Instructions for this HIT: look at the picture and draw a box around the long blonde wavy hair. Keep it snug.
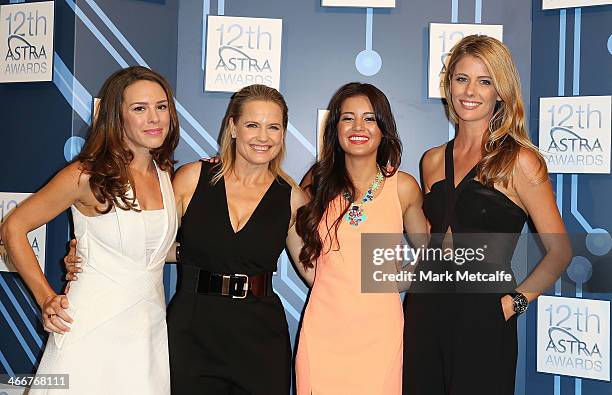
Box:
[443,35,547,187]
[212,84,296,187]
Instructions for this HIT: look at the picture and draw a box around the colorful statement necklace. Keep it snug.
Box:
[342,169,384,227]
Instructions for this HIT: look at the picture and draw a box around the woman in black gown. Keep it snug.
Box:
[167,84,309,394]
[403,35,571,395]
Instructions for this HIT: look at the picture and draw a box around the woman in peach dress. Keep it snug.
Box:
[294,82,427,394]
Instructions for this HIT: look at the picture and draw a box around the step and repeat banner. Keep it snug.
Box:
[204,15,282,92]
[0,1,54,83]
[0,193,46,273]
[1,0,611,394]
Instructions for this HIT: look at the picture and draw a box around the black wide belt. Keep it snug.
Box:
[178,265,273,298]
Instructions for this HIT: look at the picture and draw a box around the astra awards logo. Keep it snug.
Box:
[545,325,603,372]
[321,0,396,7]
[0,1,54,83]
[539,96,611,174]
[5,29,49,74]
[0,193,46,272]
[428,23,503,98]
[537,296,610,381]
[205,16,282,92]
[542,0,612,10]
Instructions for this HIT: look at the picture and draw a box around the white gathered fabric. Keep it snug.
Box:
[31,163,177,394]
[143,209,166,265]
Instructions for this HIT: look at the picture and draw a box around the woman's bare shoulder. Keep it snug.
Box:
[422,144,446,171]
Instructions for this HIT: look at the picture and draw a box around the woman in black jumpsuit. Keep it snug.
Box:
[168,160,292,394]
[403,35,570,395]
[167,84,308,395]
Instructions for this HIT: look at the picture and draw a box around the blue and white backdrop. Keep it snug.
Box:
[0,0,611,394]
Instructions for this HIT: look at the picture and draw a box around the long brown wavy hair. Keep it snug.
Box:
[444,35,547,187]
[77,66,180,213]
[296,83,402,269]
[212,84,296,187]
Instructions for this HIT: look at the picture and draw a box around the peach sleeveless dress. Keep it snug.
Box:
[296,173,404,395]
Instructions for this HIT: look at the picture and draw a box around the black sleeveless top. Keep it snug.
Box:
[179,161,292,275]
[423,139,527,234]
[420,139,528,292]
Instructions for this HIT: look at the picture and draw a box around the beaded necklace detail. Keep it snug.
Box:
[342,169,384,227]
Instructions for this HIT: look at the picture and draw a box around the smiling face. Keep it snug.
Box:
[337,95,382,159]
[121,79,170,155]
[230,100,284,167]
[450,54,501,127]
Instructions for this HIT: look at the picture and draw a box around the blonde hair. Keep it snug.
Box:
[443,35,547,187]
[212,84,296,188]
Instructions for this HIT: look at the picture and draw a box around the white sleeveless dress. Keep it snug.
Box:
[32,164,177,394]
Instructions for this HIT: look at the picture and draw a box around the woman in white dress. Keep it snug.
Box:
[0,66,179,394]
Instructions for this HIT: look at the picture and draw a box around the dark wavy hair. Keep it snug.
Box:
[77,66,180,213]
[295,82,402,269]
